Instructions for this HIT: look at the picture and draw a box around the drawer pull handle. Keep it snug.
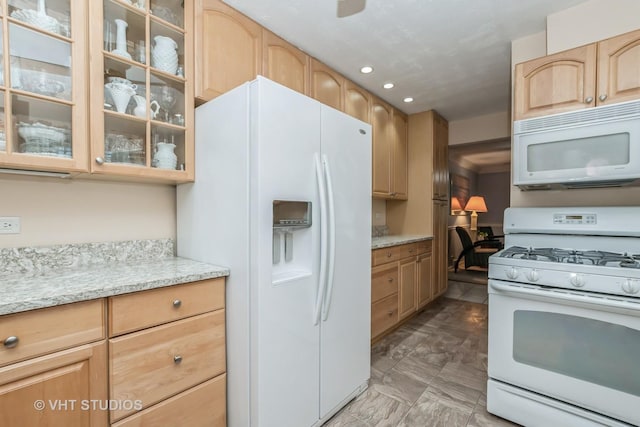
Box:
[387,310,393,316]
[172,299,182,308]
[174,355,183,364]
[387,277,394,282]
[3,336,19,349]
[386,252,392,258]
[409,249,414,253]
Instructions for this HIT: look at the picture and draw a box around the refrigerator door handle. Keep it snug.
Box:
[314,153,328,325]
[321,155,336,321]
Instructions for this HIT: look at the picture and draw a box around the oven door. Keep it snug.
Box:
[488,279,640,426]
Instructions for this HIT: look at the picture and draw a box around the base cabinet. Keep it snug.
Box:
[371,240,433,341]
[0,342,108,427]
[108,278,226,425]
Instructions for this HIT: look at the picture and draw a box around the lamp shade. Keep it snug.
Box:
[464,196,488,213]
[450,196,462,211]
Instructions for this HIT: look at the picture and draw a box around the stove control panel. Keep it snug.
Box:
[553,213,597,225]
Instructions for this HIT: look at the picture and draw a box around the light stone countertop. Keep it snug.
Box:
[0,257,229,316]
[371,234,434,250]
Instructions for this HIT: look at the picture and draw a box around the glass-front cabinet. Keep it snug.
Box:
[89,0,194,182]
[0,0,87,172]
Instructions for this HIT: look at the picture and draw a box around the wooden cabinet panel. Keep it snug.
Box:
[432,200,449,297]
[196,0,262,101]
[371,294,398,339]
[371,263,399,302]
[597,29,640,106]
[310,59,344,111]
[514,44,597,120]
[344,81,370,123]
[432,112,449,200]
[0,342,107,427]
[109,311,226,421]
[262,30,309,94]
[392,110,408,200]
[108,278,225,337]
[0,300,104,367]
[371,97,393,196]
[112,375,226,427]
[417,251,433,309]
[416,239,432,255]
[398,259,417,320]
[372,243,417,266]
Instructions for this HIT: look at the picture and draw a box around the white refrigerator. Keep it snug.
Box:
[177,76,372,427]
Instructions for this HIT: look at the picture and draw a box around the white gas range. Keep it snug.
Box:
[487,207,640,427]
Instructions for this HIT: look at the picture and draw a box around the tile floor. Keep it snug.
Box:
[325,281,520,427]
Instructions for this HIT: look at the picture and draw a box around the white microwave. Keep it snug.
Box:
[513,99,640,190]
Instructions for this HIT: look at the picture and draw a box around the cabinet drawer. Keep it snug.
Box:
[109,311,226,421]
[416,240,432,255]
[371,294,398,339]
[398,243,418,259]
[371,263,398,303]
[372,245,403,266]
[112,374,226,427]
[109,278,225,336]
[0,300,104,367]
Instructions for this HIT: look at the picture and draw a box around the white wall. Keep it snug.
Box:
[547,0,640,54]
[449,111,511,145]
[0,175,176,248]
[510,0,640,208]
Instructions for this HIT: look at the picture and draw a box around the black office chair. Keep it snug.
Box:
[454,226,502,272]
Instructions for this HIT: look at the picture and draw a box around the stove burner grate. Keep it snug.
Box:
[500,246,640,269]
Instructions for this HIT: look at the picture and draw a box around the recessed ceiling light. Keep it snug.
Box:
[403,97,414,103]
[383,82,394,89]
[360,66,373,74]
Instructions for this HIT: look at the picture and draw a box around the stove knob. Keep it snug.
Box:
[527,269,540,282]
[622,279,640,295]
[570,273,586,288]
[506,267,519,280]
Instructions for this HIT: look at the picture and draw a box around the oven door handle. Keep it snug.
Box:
[490,280,640,315]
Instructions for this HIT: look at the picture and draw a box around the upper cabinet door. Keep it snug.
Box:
[262,30,309,95]
[195,0,262,101]
[514,44,597,121]
[391,110,408,200]
[371,97,392,197]
[0,0,88,173]
[344,80,370,123]
[597,28,640,106]
[310,58,343,111]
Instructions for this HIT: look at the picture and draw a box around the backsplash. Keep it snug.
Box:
[0,239,175,275]
[372,225,389,237]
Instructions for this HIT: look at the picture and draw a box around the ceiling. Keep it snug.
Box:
[222,0,587,121]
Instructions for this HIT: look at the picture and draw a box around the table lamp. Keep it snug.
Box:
[450,196,463,215]
[464,196,487,231]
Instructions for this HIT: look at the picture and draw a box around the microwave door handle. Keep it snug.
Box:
[490,281,640,316]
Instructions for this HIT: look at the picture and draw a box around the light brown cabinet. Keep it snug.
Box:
[262,30,309,95]
[398,258,417,320]
[310,58,344,111]
[432,112,449,201]
[344,80,371,123]
[108,278,226,425]
[195,0,262,101]
[0,300,108,426]
[432,200,449,297]
[372,97,407,199]
[417,247,433,309]
[514,28,640,120]
[89,0,195,183]
[0,0,88,174]
[371,240,433,341]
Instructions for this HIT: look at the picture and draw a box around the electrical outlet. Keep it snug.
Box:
[0,217,20,234]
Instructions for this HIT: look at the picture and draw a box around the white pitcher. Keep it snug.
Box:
[154,142,177,170]
[151,36,178,74]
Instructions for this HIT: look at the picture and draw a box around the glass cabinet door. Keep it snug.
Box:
[91,0,193,182]
[0,0,87,172]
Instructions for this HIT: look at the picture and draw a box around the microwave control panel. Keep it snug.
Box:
[553,213,597,225]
